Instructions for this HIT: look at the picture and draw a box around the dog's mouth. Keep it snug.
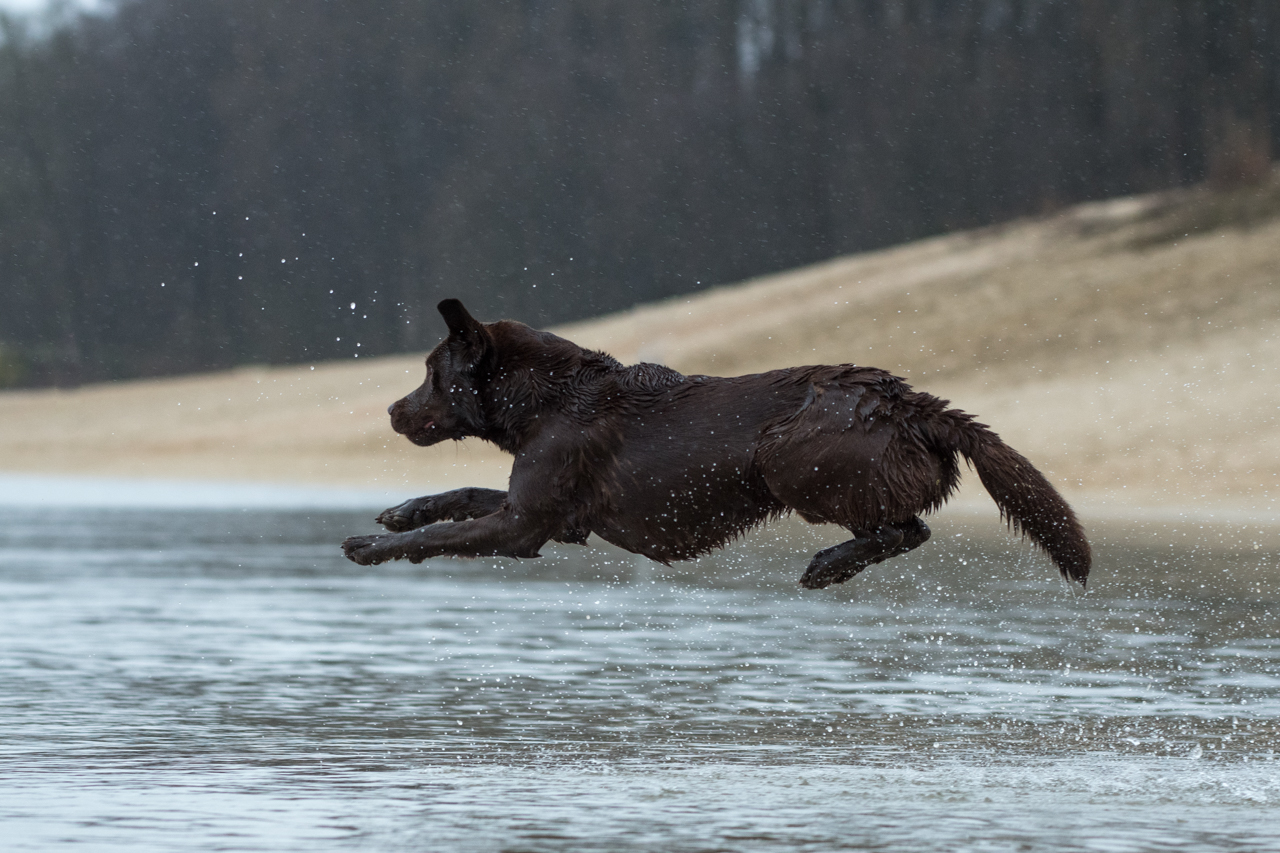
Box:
[405,419,438,446]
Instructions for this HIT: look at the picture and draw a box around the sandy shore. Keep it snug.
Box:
[2,171,1278,527]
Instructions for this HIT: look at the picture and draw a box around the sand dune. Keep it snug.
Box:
[2,170,1278,520]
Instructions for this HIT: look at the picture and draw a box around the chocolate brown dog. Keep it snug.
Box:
[342,299,1090,589]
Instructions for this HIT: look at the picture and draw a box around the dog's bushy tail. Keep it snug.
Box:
[927,410,1091,586]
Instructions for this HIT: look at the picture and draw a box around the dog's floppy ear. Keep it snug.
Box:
[438,298,493,363]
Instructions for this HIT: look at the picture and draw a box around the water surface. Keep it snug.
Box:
[1,504,1277,851]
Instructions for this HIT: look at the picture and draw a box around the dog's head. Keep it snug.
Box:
[388,299,497,447]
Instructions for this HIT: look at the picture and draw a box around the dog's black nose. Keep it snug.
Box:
[387,403,395,416]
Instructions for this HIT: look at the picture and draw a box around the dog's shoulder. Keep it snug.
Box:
[554,357,686,422]
[611,360,687,393]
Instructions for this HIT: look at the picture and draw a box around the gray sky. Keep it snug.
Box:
[0,0,103,15]
[0,0,51,11]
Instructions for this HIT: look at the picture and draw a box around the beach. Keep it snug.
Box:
[3,173,1278,526]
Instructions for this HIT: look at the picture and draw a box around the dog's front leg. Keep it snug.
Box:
[342,508,553,565]
[376,488,508,532]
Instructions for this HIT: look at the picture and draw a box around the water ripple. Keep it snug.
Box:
[1,507,1277,851]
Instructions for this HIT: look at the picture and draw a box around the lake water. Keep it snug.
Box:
[1,497,1278,851]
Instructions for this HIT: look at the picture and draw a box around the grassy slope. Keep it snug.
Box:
[2,170,1278,515]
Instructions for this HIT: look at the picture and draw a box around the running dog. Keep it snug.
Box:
[342,299,1090,589]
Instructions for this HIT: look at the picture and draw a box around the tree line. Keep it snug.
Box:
[0,0,1275,387]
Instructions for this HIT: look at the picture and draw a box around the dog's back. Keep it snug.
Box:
[555,357,1087,582]
[559,363,938,560]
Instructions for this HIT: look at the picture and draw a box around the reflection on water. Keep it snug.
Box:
[1,506,1277,851]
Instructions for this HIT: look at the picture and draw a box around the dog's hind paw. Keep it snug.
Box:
[799,543,869,590]
[799,564,850,590]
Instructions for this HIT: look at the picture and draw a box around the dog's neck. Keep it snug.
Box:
[475,347,627,454]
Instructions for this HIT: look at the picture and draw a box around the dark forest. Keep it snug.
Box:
[0,0,1275,387]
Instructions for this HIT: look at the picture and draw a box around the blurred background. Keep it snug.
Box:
[0,0,1275,386]
[0,0,1278,510]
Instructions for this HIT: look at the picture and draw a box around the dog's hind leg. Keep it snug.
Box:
[799,517,931,589]
[891,516,932,555]
[377,488,508,532]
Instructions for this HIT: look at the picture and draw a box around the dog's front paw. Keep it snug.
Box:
[376,497,436,532]
[342,534,396,565]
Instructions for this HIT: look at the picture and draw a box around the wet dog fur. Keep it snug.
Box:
[342,300,1090,589]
